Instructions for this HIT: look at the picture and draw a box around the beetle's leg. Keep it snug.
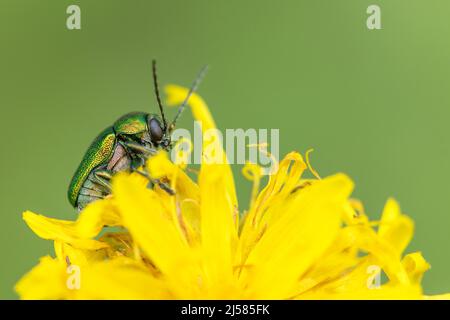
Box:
[134,169,175,196]
[95,170,113,180]
[92,170,113,192]
[156,179,176,196]
[79,186,107,198]
[122,141,157,157]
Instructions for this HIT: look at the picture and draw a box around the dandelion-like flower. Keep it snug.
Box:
[16,86,449,299]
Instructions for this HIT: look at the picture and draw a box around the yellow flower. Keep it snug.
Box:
[15,86,449,300]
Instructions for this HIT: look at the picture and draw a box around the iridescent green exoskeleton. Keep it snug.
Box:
[68,60,207,211]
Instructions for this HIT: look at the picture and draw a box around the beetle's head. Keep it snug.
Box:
[147,114,171,149]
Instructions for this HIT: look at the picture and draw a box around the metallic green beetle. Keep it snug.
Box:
[68,60,207,211]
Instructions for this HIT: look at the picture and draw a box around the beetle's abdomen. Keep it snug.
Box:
[76,170,110,211]
[68,127,117,207]
[107,143,131,172]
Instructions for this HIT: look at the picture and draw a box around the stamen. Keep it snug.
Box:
[173,137,193,170]
[242,162,262,209]
[248,142,279,175]
[305,149,321,180]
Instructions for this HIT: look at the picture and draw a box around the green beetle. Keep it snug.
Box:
[68,60,207,211]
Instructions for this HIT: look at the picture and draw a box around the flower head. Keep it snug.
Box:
[16,86,449,300]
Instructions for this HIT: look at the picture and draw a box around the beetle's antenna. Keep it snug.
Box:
[169,64,209,132]
[152,60,168,130]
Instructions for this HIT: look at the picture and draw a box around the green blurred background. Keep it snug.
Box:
[1,0,449,298]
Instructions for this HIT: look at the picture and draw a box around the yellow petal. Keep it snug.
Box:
[245,152,306,227]
[112,173,200,298]
[199,163,238,297]
[75,199,121,238]
[296,228,362,295]
[239,152,307,262]
[23,210,108,250]
[54,241,107,266]
[241,173,353,299]
[299,253,423,300]
[15,256,70,300]
[378,198,414,255]
[146,151,199,203]
[339,226,410,285]
[73,258,171,299]
[402,252,430,284]
[179,199,201,246]
[342,199,370,226]
[99,232,134,259]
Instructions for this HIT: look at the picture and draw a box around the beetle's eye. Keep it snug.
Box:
[149,118,163,143]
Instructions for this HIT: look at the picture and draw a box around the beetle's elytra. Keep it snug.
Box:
[68,61,208,211]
